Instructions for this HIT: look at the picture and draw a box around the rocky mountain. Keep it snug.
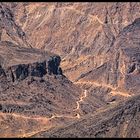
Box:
[0,2,140,138]
[0,3,32,48]
[35,94,140,138]
[5,2,140,82]
[0,41,83,137]
[0,5,82,136]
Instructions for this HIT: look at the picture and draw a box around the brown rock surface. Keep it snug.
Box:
[35,94,140,138]
[6,2,140,82]
[0,42,82,137]
[0,2,140,138]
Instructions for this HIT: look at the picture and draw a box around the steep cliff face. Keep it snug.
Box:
[0,40,63,90]
[0,55,62,85]
[5,2,140,83]
[76,17,140,95]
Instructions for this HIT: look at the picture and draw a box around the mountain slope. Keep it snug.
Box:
[0,39,82,138]
[0,3,31,48]
[32,94,140,138]
[0,2,140,138]
[5,2,140,82]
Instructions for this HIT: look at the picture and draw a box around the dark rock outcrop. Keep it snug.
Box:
[0,55,63,86]
[0,65,5,76]
[15,64,29,80]
[30,61,46,77]
[47,56,62,75]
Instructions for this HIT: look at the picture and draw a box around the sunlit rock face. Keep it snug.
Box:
[0,2,140,138]
[4,2,140,87]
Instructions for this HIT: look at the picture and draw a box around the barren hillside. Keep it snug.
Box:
[0,2,140,138]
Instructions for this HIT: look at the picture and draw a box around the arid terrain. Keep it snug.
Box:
[0,2,140,138]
